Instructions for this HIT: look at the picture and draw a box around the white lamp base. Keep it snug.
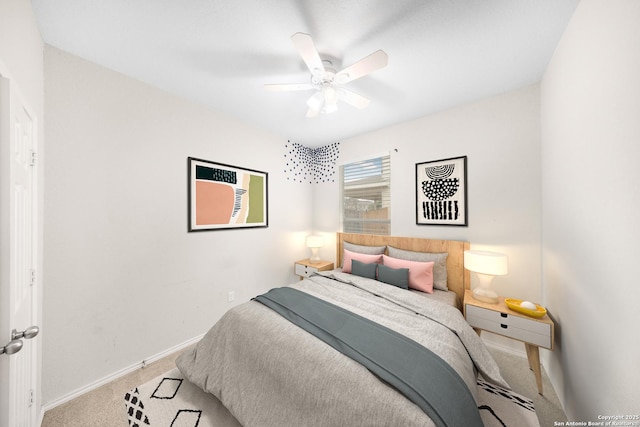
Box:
[472,272,499,304]
[472,287,499,304]
[309,247,320,263]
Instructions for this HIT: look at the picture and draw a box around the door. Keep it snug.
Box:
[0,75,40,427]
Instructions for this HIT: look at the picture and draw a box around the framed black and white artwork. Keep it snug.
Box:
[416,156,467,226]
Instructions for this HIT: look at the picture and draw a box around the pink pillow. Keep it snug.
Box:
[382,255,435,293]
[342,249,383,273]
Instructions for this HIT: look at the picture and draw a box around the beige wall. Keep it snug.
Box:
[541,0,640,419]
[42,46,312,405]
[0,0,44,106]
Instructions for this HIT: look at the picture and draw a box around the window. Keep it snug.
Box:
[340,155,391,235]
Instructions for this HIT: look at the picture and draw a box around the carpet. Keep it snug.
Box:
[124,368,539,427]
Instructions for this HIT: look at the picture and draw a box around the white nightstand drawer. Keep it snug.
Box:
[465,305,549,335]
[294,260,334,279]
[465,305,551,349]
[295,263,318,278]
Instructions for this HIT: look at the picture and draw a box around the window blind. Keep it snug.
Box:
[340,155,391,235]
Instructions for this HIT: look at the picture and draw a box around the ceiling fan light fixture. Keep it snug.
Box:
[323,86,338,104]
[306,91,325,110]
[322,103,338,115]
[267,32,388,117]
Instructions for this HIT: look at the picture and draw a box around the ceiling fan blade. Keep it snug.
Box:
[338,89,371,109]
[264,83,314,92]
[336,50,388,84]
[291,32,325,75]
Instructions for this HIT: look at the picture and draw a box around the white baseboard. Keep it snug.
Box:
[42,333,204,413]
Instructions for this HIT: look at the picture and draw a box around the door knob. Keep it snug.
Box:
[12,325,39,340]
[1,326,38,356]
[0,339,24,355]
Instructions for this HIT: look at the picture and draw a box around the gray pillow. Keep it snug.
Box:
[351,259,378,280]
[342,241,386,267]
[343,241,386,255]
[377,264,409,290]
[387,246,449,291]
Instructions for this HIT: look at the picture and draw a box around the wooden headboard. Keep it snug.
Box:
[336,232,470,310]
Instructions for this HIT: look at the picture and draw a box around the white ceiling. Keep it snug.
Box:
[31,0,579,147]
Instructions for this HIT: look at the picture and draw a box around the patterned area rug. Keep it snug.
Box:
[477,378,539,427]
[123,368,240,427]
[124,368,539,426]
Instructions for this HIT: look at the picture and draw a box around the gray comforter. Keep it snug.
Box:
[177,271,510,427]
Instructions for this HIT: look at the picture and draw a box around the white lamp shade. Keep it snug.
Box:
[305,235,324,248]
[464,250,508,276]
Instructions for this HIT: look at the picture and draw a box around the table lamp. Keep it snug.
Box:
[306,235,324,263]
[464,250,508,303]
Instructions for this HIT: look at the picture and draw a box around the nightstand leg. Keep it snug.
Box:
[524,343,543,394]
[524,344,534,370]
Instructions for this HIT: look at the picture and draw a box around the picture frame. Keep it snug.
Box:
[188,157,268,231]
[416,156,467,226]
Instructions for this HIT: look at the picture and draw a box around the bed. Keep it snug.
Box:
[176,233,540,427]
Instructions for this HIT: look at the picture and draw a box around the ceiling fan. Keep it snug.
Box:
[265,32,388,118]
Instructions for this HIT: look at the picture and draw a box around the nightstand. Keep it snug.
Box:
[463,289,554,394]
[294,259,334,279]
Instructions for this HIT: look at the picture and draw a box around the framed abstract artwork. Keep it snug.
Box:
[188,157,268,231]
[416,156,468,226]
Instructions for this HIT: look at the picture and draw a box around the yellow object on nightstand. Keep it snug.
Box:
[504,298,547,318]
